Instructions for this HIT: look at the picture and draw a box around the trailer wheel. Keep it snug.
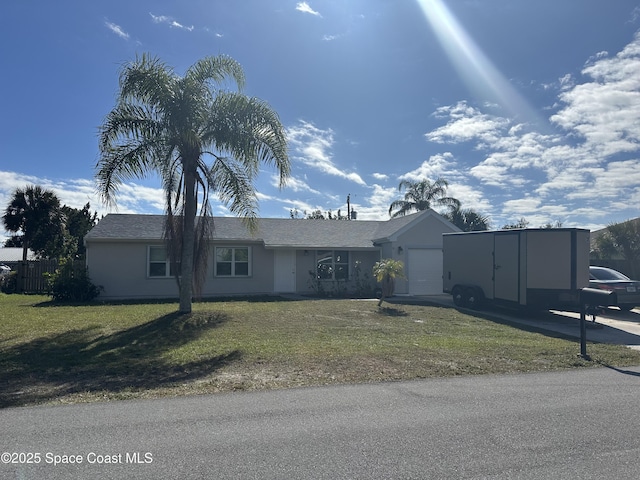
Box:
[463,287,484,310]
[452,286,465,307]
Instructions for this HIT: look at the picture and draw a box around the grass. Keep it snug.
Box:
[1,293,640,408]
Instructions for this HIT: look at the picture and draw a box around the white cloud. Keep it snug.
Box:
[371,173,389,181]
[296,2,322,17]
[277,175,322,195]
[149,13,194,31]
[355,184,397,220]
[426,102,511,144]
[399,152,459,182]
[286,120,366,185]
[423,32,640,229]
[0,170,167,241]
[551,32,640,157]
[104,21,129,40]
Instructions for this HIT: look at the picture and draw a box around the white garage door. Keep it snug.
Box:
[407,249,443,295]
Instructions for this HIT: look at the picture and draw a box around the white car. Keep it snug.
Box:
[0,264,10,278]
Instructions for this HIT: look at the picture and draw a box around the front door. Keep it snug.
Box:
[274,250,296,293]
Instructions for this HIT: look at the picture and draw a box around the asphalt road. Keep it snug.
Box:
[2,367,640,479]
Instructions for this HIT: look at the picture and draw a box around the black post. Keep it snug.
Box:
[578,288,617,360]
[580,303,588,359]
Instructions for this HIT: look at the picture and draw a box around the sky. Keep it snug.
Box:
[2,1,640,242]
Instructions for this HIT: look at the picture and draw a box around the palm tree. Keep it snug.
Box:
[388,177,460,218]
[2,185,65,261]
[444,206,490,232]
[372,258,406,307]
[97,54,290,313]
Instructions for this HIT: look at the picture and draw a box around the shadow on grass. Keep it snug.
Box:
[0,311,239,408]
[32,294,297,308]
[376,306,409,317]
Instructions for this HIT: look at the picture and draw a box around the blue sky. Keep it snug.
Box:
[2,1,640,241]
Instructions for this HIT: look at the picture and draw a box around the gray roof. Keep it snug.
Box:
[85,210,454,250]
[0,248,37,263]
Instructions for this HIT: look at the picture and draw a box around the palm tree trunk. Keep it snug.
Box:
[179,163,198,313]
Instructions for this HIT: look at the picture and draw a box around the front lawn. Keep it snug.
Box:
[1,294,639,408]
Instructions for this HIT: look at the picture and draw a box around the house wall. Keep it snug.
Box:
[390,215,456,294]
[87,240,275,300]
[87,241,380,299]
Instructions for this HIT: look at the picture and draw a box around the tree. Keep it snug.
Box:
[372,258,405,307]
[62,203,98,258]
[501,218,530,230]
[444,206,490,232]
[97,54,289,313]
[2,185,65,260]
[594,219,640,278]
[388,177,460,218]
[3,235,23,248]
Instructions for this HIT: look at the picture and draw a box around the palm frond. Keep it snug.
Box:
[205,92,290,188]
[209,156,259,232]
[186,55,246,92]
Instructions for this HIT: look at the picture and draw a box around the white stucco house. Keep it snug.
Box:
[84,209,460,300]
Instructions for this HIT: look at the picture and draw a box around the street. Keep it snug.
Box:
[2,366,640,479]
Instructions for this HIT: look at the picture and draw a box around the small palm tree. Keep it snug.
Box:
[373,259,406,307]
[388,177,460,218]
[97,54,290,313]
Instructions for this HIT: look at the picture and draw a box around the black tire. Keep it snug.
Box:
[619,304,635,312]
[463,287,484,310]
[452,286,465,307]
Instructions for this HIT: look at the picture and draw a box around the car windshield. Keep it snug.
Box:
[590,267,630,281]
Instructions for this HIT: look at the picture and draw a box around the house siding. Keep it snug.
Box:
[88,241,275,299]
[84,210,459,300]
[87,241,381,299]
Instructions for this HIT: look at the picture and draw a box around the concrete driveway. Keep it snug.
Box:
[390,294,640,351]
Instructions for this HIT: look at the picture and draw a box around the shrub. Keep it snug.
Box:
[0,271,17,294]
[45,258,101,302]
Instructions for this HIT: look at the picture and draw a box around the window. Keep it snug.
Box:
[316,250,349,280]
[148,246,180,278]
[215,247,251,277]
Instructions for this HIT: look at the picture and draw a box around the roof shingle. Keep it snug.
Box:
[85,210,451,249]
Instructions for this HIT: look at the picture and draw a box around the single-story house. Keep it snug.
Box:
[84,209,460,300]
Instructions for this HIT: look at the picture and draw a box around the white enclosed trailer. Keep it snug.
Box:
[442,228,590,309]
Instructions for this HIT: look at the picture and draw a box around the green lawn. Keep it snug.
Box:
[1,293,639,408]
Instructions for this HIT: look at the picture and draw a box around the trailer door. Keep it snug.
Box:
[494,233,520,303]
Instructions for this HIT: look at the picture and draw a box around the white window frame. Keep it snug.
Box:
[214,246,252,277]
[147,246,179,278]
[316,250,349,281]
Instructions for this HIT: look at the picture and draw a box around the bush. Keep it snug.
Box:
[45,258,101,302]
[0,271,17,294]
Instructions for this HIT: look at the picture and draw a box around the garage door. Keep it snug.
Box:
[408,249,443,295]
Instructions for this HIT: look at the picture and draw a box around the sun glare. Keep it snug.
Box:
[416,0,546,129]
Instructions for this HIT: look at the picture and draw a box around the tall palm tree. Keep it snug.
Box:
[388,177,460,218]
[97,54,290,313]
[2,185,65,260]
[444,206,490,232]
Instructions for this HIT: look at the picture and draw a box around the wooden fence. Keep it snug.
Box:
[14,260,59,294]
